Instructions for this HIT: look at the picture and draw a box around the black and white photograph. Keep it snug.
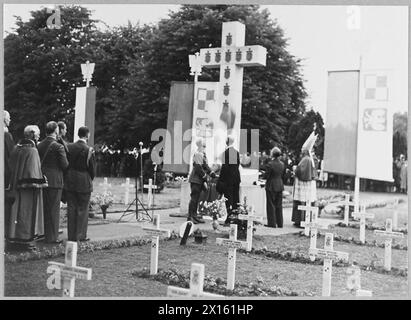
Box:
[0,2,409,301]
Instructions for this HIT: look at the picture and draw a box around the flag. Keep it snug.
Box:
[323,69,394,181]
[356,70,393,181]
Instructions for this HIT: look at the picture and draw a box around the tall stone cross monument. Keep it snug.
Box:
[199,21,267,150]
[74,61,96,146]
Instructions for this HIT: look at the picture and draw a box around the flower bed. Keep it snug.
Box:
[246,247,407,277]
[335,222,408,234]
[309,231,408,250]
[5,231,179,263]
[131,267,313,297]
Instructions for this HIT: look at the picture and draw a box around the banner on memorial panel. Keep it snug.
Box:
[162,82,194,174]
[323,70,359,176]
[323,69,394,182]
[190,81,225,166]
[356,69,394,182]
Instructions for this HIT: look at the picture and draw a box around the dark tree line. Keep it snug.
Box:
[5,5,310,154]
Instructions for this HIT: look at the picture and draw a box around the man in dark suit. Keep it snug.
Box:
[64,126,95,241]
[188,138,215,224]
[37,121,69,243]
[263,147,285,228]
[57,121,69,154]
[218,135,241,224]
[4,111,15,237]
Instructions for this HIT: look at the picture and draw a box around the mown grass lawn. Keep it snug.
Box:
[5,231,407,298]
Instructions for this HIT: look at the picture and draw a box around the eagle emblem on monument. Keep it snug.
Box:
[215,50,221,63]
[225,50,231,62]
[236,49,242,62]
[226,33,232,45]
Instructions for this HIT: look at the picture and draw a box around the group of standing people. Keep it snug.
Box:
[4,111,95,250]
[394,154,407,193]
[186,126,320,230]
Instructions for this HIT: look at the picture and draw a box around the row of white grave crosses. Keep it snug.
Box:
[309,233,349,297]
[99,177,112,194]
[142,214,171,275]
[47,241,92,297]
[374,218,404,271]
[353,205,375,244]
[167,263,224,298]
[216,224,248,290]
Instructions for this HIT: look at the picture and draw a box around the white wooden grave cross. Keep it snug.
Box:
[237,205,263,251]
[142,214,171,275]
[342,194,355,225]
[346,265,372,297]
[167,263,224,297]
[216,224,248,290]
[99,177,112,194]
[144,178,158,208]
[199,21,266,143]
[309,233,349,297]
[303,207,330,261]
[120,177,134,205]
[374,218,404,271]
[298,201,318,236]
[392,198,399,230]
[352,205,375,244]
[47,241,92,297]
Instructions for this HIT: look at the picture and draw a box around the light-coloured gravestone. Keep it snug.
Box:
[121,178,134,205]
[167,263,224,297]
[216,224,248,290]
[352,205,374,244]
[304,207,330,261]
[346,265,372,297]
[199,21,267,146]
[342,194,355,225]
[238,205,263,251]
[298,201,318,236]
[99,177,112,194]
[47,241,92,297]
[142,214,171,275]
[374,218,404,271]
[144,178,158,209]
[310,233,349,297]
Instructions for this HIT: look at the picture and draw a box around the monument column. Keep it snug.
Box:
[74,61,96,146]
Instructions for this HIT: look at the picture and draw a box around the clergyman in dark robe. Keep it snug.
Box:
[8,125,46,248]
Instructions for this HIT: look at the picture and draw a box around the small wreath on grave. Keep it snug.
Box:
[226,199,259,240]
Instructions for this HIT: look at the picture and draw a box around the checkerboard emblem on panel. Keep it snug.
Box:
[196,88,215,111]
[364,74,388,101]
